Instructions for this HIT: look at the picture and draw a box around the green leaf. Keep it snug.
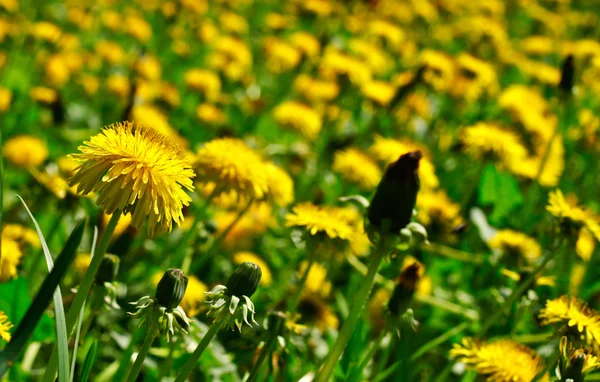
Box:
[0,219,86,378]
[0,279,54,342]
[478,165,523,224]
[79,340,97,382]
[17,196,70,382]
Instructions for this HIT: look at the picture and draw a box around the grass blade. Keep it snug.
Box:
[79,340,97,382]
[17,196,70,382]
[0,219,85,378]
[71,227,98,381]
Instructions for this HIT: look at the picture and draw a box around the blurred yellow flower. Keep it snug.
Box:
[420,50,456,92]
[361,81,396,106]
[107,74,130,98]
[488,230,542,264]
[95,40,126,65]
[69,122,195,236]
[136,55,161,81]
[299,261,331,297]
[80,75,99,95]
[0,312,12,341]
[289,32,320,59]
[181,275,208,317]
[461,122,528,169]
[0,86,11,112]
[0,236,22,282]
[320,49,372,85]
[196,103,227,125]
[547,190,600,241]
[451,338,548,382]
[213,203,273,249]
[125,15,152,42]
[577,228,596,261]
[285,203,355,242]
[220,12,248,35]
[294,74,339,103]
[501,269,555,287]
[2,224,40,248]
[101,10,122,31]
[3,135,48,168]
[333,148,381,191]
[102,213,133,238]
[131,104,188,148]
[184,69,221,101]
[417,190,462,234]
[265,163,294,207]
[298,294,338,330]
[273,101,322,140]
[30,86,58,104]
[73,253,91,274]
[264,37,302,73]
[233,252,272,286]
[539,296,600,349]
[31,21,62,43]
[45,54,70,87]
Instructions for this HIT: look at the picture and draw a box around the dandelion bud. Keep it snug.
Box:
[388,263,422,316]
[559,54,575,96]
[226,262,262,298]
[367,151,421,236]
[94,254,120,284]
[155,268,188,310]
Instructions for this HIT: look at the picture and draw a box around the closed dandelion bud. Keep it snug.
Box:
[226,262,262,298]
[94,254,120,284]
[559,54,575,96]
[388,263,422,316]
[367,151,421,236]
[155,268,188,310]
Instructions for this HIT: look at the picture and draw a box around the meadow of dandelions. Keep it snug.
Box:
[2,1,600,381]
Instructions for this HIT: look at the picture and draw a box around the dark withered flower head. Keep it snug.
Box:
[559,54,575,96]
[367,151,422,237]
[388,262,422,316]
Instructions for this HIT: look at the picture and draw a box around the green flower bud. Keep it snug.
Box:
[388,263,422,316]
[367,151,421,236]
[155,268,188,310]
[226,262,262,298]
[94,254,120,285]
[559,54,574,96]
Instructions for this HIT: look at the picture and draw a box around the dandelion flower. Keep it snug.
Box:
[213,204,274,250]
[299,261,332,298]
[298,294,339,331]
[333,148,381,191]
[451,338,548,382]
[73,253,91,274]
[0,312,13,341]
[361,81,396,107]
[181,275,207,317]
[488,230,542,264]
[285,203,355,242]
[416,190,463,234]
[547,190,600,241]
[1,237,22,282]
[273,101,322,140]
[539,296,600,348]
[68,122,195,236]
[3,135,48,168]
[461,122,528,169]
[195,138,270,201]
[265,163,295,207]
[233,252,272,287]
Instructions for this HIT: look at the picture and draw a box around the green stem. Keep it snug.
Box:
[190,198,254,273]
[427,243,484,263]
[460,162,485,214]
[287,258,314,313]
[349,325,388,382]
[411,322,468,361]
[174,319,226,382]
[158,340,176,381]
[42,211,122,382]
[314,246,386,382]
[478,247,561,336]
[246,337,277,382]
[124,328,157,382]
[115,327,145,382]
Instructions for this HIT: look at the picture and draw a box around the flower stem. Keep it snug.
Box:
[478,245,561,336]
[115,326,145,382]
[287,258,314,313]
[314,246,386,382]
[246,337,277,382]
[42,210,122,382]
[190,198,254,273]
[124,327,157,382]
[348,324,389,382]
[174,319,226,382]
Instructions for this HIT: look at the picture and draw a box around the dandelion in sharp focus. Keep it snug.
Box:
[68,121,196,236]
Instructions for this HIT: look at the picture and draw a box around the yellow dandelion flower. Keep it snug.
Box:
[348,39,393,75]
[1,236,22,282]
[299,261,331,298]
[368,288,390,331]
[294,74,339,103]
[106,75,130,98]
[285,203,355,242]
[298,294,339,331]
[131,105,188,149]
[560,336,600,376]
[360,81,396,107]
[3,135,48,168]
[0,312,13,341]
[461,122,528,168]
[320,49,372,85]
[125,15,152,42]
[273,101,322,140]
[419,50,456,92]
[184,69,221,101]
[539,296,600,349]
[547,190,600,241]
[265,13,295,30]
[80,75,99,95]
[196,103,227,125]
[265,163,294,207]
[332,148,382,191]
[416,190,463,233]
[30,86,58,104]
[68,122,195,236]
[368,19,404,45]
[2,224,40,248]
[73,253,91,274]
[451,338,548,382]
[31,21,62,43]
[213,204,273,250]
[501,269,555,287]
[233,252,272,287]
[220,12,248,35]
[577,228,596,261]
[181,275,207,317]
[264,37,302,73]
[488,230,542,264]
[135,55,161,81]
[402,256,432,296]
[0,86,11,112]
[289,32,320,59]
[195,138,270,200]
[102,213,133,238]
